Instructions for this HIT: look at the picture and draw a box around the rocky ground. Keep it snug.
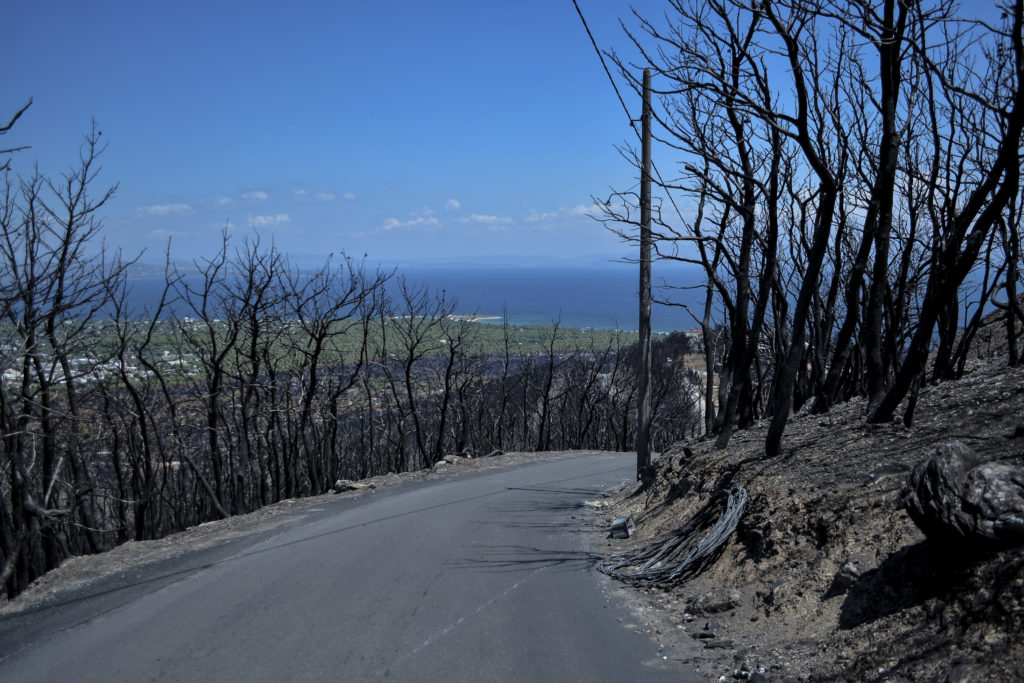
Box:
[589,350,1023,681]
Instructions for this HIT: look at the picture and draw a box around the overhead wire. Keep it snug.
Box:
[571,0,638,136]
[570,0,691,233]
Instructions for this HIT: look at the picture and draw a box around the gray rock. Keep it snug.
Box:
[703,639,733,649]
[691,587,742,615]
[827,553,877,595]
[332,479,361,493]
[763,578,797,609]
[946,662,975,683]
[903,441,1024,547]
[609,515,636,539]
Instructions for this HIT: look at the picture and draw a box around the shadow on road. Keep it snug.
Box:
[450,543,603,574]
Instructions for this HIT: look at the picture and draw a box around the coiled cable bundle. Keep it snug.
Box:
[598,485,748,588]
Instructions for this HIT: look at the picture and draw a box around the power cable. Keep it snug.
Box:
[570,0,690,230]
[598,485,748,587]
[571,0,639,137]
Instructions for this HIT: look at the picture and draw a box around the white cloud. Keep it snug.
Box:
[445,198,461,211]
[242,190,269,201]
[249,214,291,227]
[216,197,233,207]
[524,205,601,223]
[525,209,559,223]
[569,203,603,216]
[137,203,194,216]
[381,216,440,231]
[296,189,345,202]
[148,228,187,239]
[342,192,357,201]
[463,213,514,225]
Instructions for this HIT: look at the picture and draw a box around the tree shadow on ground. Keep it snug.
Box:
[838,539,981,629]
[449,544,603,574]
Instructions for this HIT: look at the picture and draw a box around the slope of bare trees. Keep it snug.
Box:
[600,0,1023,456]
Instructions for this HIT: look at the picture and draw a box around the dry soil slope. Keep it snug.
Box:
[599,321,1023,681]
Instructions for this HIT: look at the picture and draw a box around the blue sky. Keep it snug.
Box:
[2,1,663,268]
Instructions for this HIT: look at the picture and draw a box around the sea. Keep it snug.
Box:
[121,263,708,333]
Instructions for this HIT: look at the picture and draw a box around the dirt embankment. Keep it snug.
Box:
[594,350,1024,681]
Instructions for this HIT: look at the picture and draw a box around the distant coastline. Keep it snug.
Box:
[120,263,706,333]
[447,314,503,322]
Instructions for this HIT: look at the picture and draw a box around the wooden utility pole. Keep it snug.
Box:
[636,67,653,481]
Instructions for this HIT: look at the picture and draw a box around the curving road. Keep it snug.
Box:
[0,452,699,682]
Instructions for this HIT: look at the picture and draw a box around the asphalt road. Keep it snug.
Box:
[0,452,700,682]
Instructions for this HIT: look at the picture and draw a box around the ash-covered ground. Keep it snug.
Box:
[589,349,1023,681]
